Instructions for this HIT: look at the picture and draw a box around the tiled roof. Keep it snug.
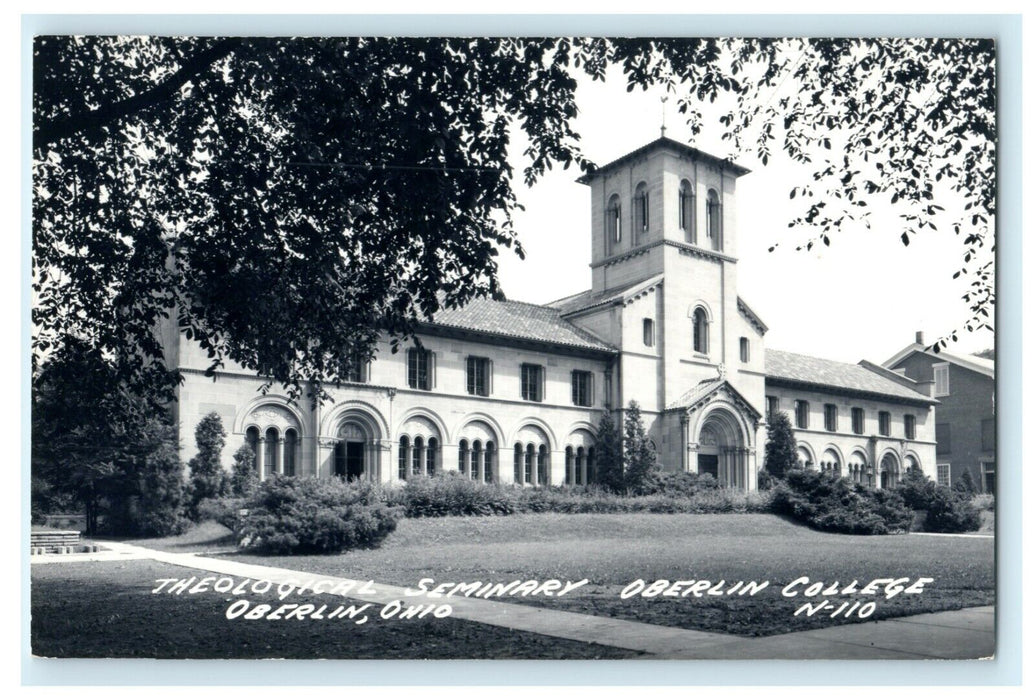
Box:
[425,297,615,353]
[766,349,936,404]
[548,274,664,316]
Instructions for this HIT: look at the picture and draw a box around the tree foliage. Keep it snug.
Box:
[187,412,227,516]
[593,409,624,492]
[31,338,185,534]
[763,410,798,480]
[622,401,658,494]
[230,444,259,498]
[954,467,978,495]
[33,36,994,402]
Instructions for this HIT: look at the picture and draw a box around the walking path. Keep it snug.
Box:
[33,542,995,660]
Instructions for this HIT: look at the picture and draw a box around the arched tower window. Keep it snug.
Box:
[706,189,722,250]
[633,181,648,243]
[692,307,709,355]
[398,436,411,480]
[458,439,470,478]
[679,179,695,243]
[606,194,622,251]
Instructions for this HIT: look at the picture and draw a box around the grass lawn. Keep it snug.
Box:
[30,558,640,659]
[211,513,995,637]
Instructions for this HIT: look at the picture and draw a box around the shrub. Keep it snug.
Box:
[230,444,259,497]
[594,410,624,492]
[639,470,719,497]
[764,411,798,479]
[397,473,519,517]
[924,487,982,533]
[623,401,658,494]
[187,413,228,518]
[896,465,938,510]
[196,496,249,531]
[953,468,978,495]
[972,493,995,512]
[236,476,401,554]
[771,468,913,535]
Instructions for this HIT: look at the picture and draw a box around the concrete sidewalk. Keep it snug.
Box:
[39,541,994,660]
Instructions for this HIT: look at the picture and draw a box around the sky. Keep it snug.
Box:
[495,63,994,366]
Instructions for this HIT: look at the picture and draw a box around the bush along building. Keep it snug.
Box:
[883,335,995,493]
[160,135,938,490]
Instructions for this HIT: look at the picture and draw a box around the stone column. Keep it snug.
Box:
[256,438,266,480]
[276,438,285,476]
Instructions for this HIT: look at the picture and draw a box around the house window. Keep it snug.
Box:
[937,463,951,487]
[824,404,838,432]
[606,194,621,249]
[794,400,809,429]
[934,363,950,396]
[766,395,779,418]
[936,422,951,454]
[981,418,995,451]
[851,407,864,435]
[572,370,593,407]
[878,411,891,436]
[982,462,995,494]
[345,355,367,383]
[905,414,916,440]
[521,363,544,402]
[739,337,750,363]
[692,307,709,354]
[633,182,648,242]
[407,347,434,390]
[643,318,655,347]
[706,189,722,251]
[679,179,695,243]
[466,356,491,397]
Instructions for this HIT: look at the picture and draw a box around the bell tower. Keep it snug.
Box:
[577,136,749,297]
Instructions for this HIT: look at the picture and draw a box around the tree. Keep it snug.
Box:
[622,401,658,494]
[593,410,624,492]
[33,37,994,403]
[763,410,798,480]
[187,412,227,516]
[230,444,259,498]
[31,337,182,534]
[954,467,978,495]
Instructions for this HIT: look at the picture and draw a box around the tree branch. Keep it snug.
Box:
[34,37,241,151]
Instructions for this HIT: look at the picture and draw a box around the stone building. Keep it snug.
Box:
[161,135,938,490]
[883,336,995,492]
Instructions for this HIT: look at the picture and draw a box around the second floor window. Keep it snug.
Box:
[740,337,750,363]
[407,347,433,391]
[851,407,865,434]
[795,400,809,429]
[643,318,655,347]
[878,411,891,436]
[521,363,544,402]
[466,356,491,397]
[345,355,367,383]
[572,370,593,407]
[905,414,917,440]
[766,395,779,418]
[934,363,950,396]
[824,404,837,432]
[706,189,722,250]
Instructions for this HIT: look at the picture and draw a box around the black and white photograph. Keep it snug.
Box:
[26,20,1009,675]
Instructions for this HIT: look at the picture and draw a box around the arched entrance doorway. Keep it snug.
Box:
[696,409,748,489]
[334,421,369,481]
[879,452,901,489]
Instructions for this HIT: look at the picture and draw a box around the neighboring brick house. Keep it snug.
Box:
[883,334,995,493]
[161,134,938,490]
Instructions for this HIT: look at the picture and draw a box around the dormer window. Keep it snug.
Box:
[706,189,722,251]
[606,194,622,251]
[633,182,648,243]
[679,179,695,244]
